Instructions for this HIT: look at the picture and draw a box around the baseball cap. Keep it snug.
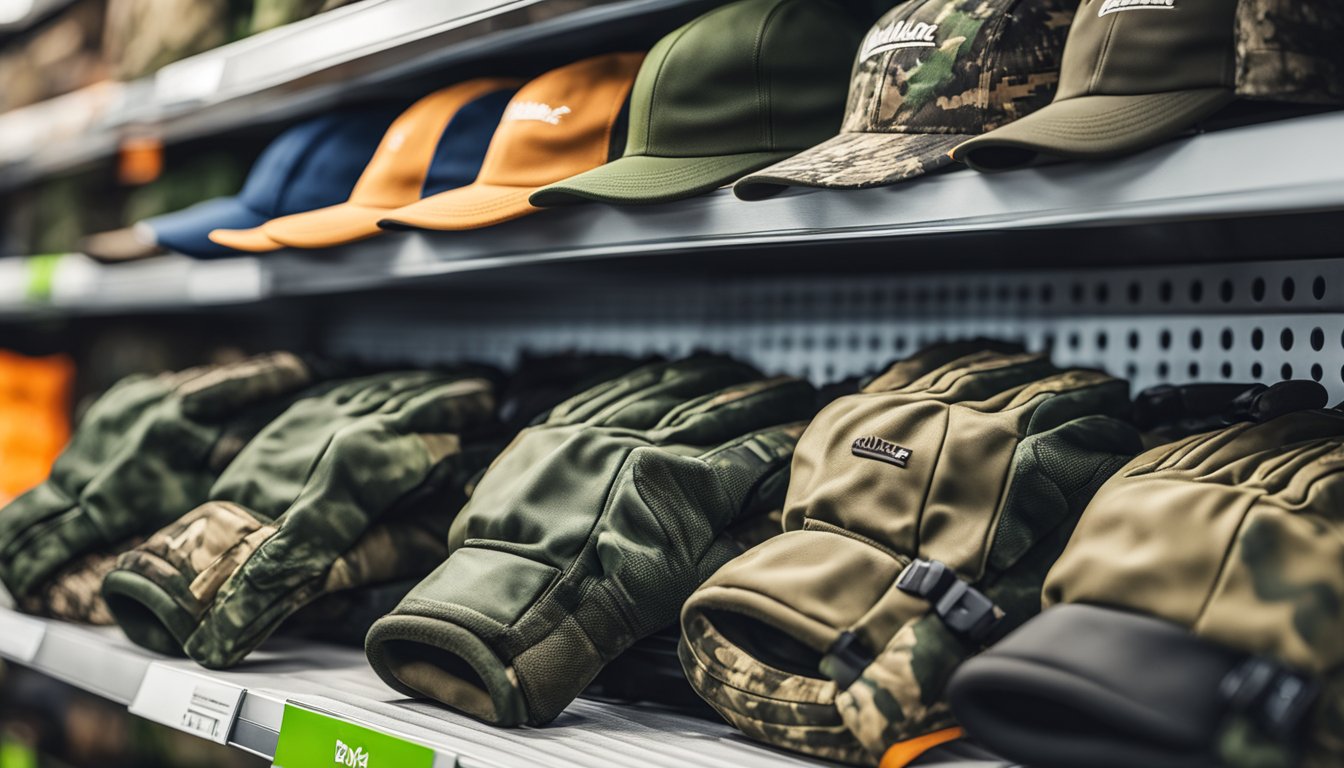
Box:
[230,79,520,250]
[528,0,863,207]
[156,108,397,257]
[733,0,1074,200]
[950,0,1240,172]
[377,52,644,231]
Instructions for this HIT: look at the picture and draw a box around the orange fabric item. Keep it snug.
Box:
[378,52,643,231]
[206,226,285,253]
[0,351,74,505]
[230,78,522,250]
[879,728,966,768]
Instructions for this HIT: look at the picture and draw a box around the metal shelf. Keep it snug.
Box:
[0,0,719,193]
[1,111,1342,319]
[0,607,829,767]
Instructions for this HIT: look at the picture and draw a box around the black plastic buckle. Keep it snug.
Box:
[895,559,1002,644]
[822,631,873,691]
[1219,657,1319,741]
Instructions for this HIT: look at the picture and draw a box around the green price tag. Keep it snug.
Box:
[272,703,435,768]
[24,254,61,302]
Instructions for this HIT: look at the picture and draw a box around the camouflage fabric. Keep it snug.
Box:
[1037,409,1344,768]
[733,0,1074,198]
[102,371,498,668]
[1236,0,1344,105]
[103,0,231,81]
[250,0,359,34]
[0,353,324,620]
[365,357,818,727]
[679,347,1139,766]
[17,543,140,625]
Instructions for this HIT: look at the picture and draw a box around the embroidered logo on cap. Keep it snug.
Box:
[860,20,939,60]
[1098,0,1174,17]
[505,101,572,125]
[852,436,913,468]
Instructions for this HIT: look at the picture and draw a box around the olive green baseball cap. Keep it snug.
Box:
[733,0,1076,200]
[528,0,863,207]
[951,0,1240,171]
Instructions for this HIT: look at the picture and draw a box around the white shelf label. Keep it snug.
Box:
[0,609,47,663]
[130,663,245,744]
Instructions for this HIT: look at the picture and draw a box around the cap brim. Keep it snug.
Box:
[529,151,795,207]
[733,132,972,201]
[81,227,166,264]
[206,227,285,253]
[378,184,537,231]
[145,197,273,259]
[950,88,1237,172]
[261,202,391,249]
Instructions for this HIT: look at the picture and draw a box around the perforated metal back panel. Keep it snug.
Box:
[326,256,1344,400]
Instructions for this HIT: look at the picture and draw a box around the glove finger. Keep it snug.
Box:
[175,352,316,420]
[558,357,760,429]
[863,340,1027,394]
[384,377,496,434]
[656,377,817,445]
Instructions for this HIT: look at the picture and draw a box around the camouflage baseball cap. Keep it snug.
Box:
[951,0,1241,171]
[1236,0,1344,106]
[948,409,1344,768]
[732,0,1075,200]
[528,0,864,207]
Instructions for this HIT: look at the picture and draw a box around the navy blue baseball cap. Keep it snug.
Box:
[142,107,399,258]
[231,79,520,250]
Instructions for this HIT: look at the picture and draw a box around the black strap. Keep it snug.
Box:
[1219,656,1319,741]
[896,559,1002,644]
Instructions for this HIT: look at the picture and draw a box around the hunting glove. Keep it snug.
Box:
[950,409,1344,768]
[0,353,323,621]
[102,370,496,668]
[365,356,817,726]
[679,350,1140,766]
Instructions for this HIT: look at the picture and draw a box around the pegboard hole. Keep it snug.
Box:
[1252,278,1266,302]
[1067,332,1081,350]
[1157,361,1170,379]
[1280,328,1294,351]
[1127,331,1140,350]
[1251,328,1264,350]
[1125,363,1138,379]
[1095,284,1110,304]
[1096,331,1109,350]
[1219,280,1234,303]
[1221,362,1233,379]
[1220,328,1234,350]
[1190,329,1203,350]
[1159,330,1172,350]
[1127,283,1142,303]
[1282,278,1296,302]
[1281,363,1293,380]
[1189,281,1204,303]
[1252,362,1263,378]
[1188,362,1200,378]
[1311,328,1325,352]
[1312,363,1324,382]
[1071,283,1085,303]
[1313,276,1326,301]
[1040,284,1054,304]
[1159,281,1174,303]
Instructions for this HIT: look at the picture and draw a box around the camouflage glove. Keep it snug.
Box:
[679,350,1140,766]
[365,357,817,726]
[0,353,322,621]
[949,409,1344,768]
[102,371,497,668]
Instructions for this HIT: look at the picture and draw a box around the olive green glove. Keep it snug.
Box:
[0,353,324,622]
[103,370,498,668]
[366,356,817,726]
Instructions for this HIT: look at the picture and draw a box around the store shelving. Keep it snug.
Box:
[0,606,826,768]
[2,108,1342,318]
[0,0,722,193]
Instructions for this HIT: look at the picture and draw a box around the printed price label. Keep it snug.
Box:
[129,664,244,744]
[0,608,47,663]
[272,703,435,768]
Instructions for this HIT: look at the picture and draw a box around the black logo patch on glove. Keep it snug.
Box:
[852,436,912,468]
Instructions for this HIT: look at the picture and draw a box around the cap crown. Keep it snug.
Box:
[845,0,1074,135]
[1058,0,1237,100]
[624,0,862,158]
[476,53,643,188]
[238,110,396,217]
[347,80,518,209]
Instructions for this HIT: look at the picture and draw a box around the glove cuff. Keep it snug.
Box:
[947,604,1318,768]
[102,564,200,656]
[366,612,528,727]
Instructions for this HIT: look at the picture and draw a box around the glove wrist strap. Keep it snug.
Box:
[1219,655,1318,741]
[895,559,1002,644]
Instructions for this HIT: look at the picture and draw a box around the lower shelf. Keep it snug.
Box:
[0,607,828,767]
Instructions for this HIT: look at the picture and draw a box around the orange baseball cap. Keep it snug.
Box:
[211,78,521,251]
[378,52,644,232]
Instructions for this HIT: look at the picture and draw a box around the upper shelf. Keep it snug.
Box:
[0,0,718,194]
[2,109,1342,320]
